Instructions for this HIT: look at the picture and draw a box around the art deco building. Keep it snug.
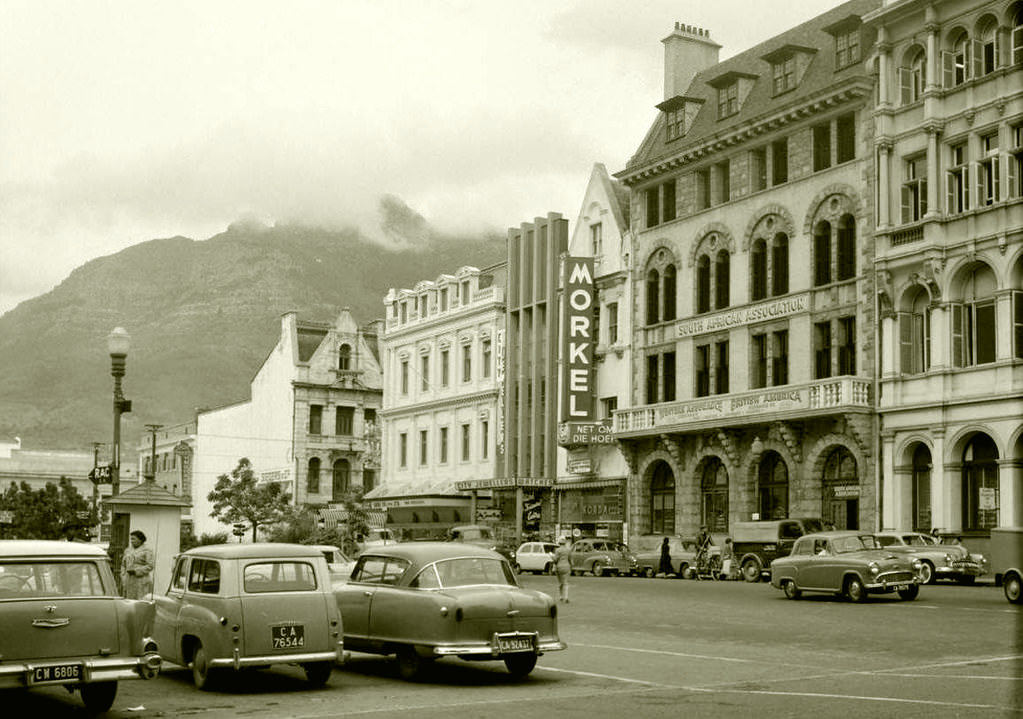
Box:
[614,0,882,538]
[866,0,1023,547]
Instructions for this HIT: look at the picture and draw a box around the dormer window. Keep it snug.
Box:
[718,83,738,119]
[762,44,816,97]
[657,95,703,141]
[666,106,686,140]
[338,343,352,371]
[707,70,756,120]
[824,15,863,70]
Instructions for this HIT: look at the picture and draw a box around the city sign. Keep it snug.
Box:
[558,419,614,446]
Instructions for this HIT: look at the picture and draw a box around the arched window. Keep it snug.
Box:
[646,269,660,325]
[772,233,789,295]
[758,451,789,520]
[306,457,321,494]
[978,18,998,75]
[912,444,932,532]
[715,250,730,309]
[663,264,677,321]
[696,256,711,314]
[701,458,729,532]
[332,459,350,501]
[948,30,969,87]
[751,239,767,301]
[836,215,856,281]
[952,264,997,367]
[899,46,926,104]
[1014,7,1023,66]
[650,462,676,534]
[899,286,931,374]
[962,434,999,531]
[814,221,832,286]
[338,343,352,371]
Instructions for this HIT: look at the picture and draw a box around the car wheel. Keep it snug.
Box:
[1004,571,1023,604]
[593,563,605,577]
[303,661,332,687]
[898,584,920,601]
[681,565,695,580]
[191,643,218,691]
[504,652,538,678]
[956,575,976,586]
[783,580,801,600]
[741,557,762,583]
[397,646,426,681]
[917,561,935,585]
[642,567,655,578]
[79,681,118,712]
[845,576,868,603]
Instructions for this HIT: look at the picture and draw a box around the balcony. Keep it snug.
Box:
[615,377,871,436]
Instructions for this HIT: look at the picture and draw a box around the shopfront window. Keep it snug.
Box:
[962,434,999,531]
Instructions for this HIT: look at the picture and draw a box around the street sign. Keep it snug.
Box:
[89,466,112,485]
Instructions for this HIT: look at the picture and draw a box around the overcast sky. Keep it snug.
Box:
[0,0,841,317]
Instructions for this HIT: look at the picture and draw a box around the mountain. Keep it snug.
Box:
[0,212,505,455]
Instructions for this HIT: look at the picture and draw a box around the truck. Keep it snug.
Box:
[730,518,826,582]
[989,526,1023,604]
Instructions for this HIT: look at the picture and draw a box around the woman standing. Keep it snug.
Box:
[553,536,572,603]
[658,536,673,577]
[121,529,155,599]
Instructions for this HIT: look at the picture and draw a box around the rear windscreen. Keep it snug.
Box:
[0,561,105,597]
[244,561,317,593]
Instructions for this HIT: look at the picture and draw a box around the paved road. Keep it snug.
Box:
[10,573,1022,718]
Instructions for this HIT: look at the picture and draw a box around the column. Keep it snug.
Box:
[999,459,1023,526]
[881,431,898,528]
[924,124,942,218]
[932,429,949,532]
[877,141,892,229]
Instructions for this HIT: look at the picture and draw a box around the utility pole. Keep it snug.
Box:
[144,425,163,482]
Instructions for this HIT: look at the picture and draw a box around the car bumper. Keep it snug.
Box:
[209,645,344,670]
[937,561,985,578]
[431,632,566,658]
[865,571,918,592]
[0,653,161,689]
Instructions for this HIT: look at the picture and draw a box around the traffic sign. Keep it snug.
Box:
[89,466,112,485]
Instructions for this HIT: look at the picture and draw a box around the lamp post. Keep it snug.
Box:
[107,327,132,586]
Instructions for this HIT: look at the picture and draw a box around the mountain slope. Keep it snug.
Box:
[0,221,505,453]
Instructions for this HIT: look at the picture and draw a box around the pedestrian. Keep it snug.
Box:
[121,529,155,599]
[553,536,572,603]
[658,536,673,577]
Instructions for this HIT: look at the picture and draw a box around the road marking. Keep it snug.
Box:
[877,672,1023,681]
[684,686,1005,711]
[573,642,819,668]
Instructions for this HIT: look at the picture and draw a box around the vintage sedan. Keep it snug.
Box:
[0,540,161,712]
[514,541,558,574]
[153,543,343,690]
[335,542,566,680]
[770,531,922,602]
[630,535,697,578]
[874,530,987,584]
[568,538,637,576]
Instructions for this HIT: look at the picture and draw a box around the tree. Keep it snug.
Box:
[0,478,99,540]
[263,489,371,556]
[336,489,371,556]
[207,458,292,541]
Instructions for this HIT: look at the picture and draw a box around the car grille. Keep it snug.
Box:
[878,570,915,584]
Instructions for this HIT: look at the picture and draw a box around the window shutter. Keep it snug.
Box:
[898,312,914,374]
[964,165,971,211]
[970,39,984,78]
[1009,153,1019,199]
[1014,25,1023,65]
[991,154,1000,201]
[942,51,954,88]
[898,66,911,104]
[921,179,928,215]
[945,171,955,215]
[951,303,965,367]
[1014,291,1023,360]
[900,184,912,224]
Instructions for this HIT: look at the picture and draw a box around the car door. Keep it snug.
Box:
[800,538,835,589]
[239,559,332,655]
[153,556,190,665]
[337,555,409,644]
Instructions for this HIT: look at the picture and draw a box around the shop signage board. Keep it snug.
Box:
[560,257,595,422]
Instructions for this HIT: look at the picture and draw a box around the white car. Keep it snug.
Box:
[514,541,558,574]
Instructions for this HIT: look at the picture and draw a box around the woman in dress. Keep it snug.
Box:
[121,529,155,599]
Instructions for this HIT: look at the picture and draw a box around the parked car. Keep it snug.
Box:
[629,535,696,578]
[153,543,343,690]
[568,538,637,576]
[514,541,558,574]
[335,542,566,680]
[873,530,987,585]
[446,525,500,552]
[731,518,826,582]
[312,544,356,588]
[360,528,399,550]
[770,531,922,602]
[0,540,162,712]
[989,526,1023,604]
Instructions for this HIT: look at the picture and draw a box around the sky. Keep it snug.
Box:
[0,0,841,317]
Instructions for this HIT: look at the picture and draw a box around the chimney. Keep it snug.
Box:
[662,22,721,101]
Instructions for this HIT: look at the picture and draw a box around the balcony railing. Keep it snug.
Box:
[615,377,871,435]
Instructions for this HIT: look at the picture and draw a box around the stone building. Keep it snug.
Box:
[866,0,1023,549]
[614,0,883,538]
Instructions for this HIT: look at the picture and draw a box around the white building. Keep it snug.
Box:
[373,265,505,539]
[190,309,383,539]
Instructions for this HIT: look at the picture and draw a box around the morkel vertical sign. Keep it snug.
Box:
[561,257,595,422]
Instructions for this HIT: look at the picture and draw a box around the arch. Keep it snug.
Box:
[801,184,862,237]
[306,457,321,494]
[338,343,352,371]
[332,458,351,501]
[756,450,789,520]
[743,204,795,252]
[960,433,1000,531]
[699,456,729,532]
[910,442,934,532]
[688,224,736,268]
[820,446,859,530]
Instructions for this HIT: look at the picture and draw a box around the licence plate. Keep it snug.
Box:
[271,624,305,649]
[497,634,534,653]
[893,584,909,591]
[30,663,82,684]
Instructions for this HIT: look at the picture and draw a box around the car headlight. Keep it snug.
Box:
[868,561,880,576]
[912,559,922,570]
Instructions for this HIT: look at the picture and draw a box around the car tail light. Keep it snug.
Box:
[550,604,557,619]
[455,608,463,622]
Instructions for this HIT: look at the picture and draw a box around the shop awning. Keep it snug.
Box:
[363,478,474,501]
[553,477,627,491]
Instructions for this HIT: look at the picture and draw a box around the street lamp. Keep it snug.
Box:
[107,327,132,497]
